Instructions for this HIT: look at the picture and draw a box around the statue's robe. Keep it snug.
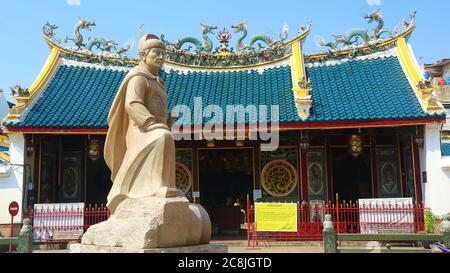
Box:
[105,64,177,213]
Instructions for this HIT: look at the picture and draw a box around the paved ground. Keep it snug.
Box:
[31,240,431,253]
[228,246,324,253]
[32,240,325,253]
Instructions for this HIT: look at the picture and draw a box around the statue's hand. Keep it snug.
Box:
[144,122,171,132]
[143,116,157,129]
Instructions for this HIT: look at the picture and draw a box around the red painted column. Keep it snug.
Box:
[411,136,423,204]
[371,136,379,198]
[398,134,408,198]
[300,148,309,202]
[326,136,333,202]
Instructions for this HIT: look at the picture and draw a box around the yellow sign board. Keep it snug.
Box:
[255,203,297,232]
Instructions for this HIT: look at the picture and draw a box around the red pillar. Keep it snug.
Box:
[411,136,423,204]
[300,148,308,202]
[371,136,379,198]
[326,136,333,202]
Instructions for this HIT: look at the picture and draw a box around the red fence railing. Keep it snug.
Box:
[24,200,425,246]
[25,204,110,244]
[247,199,425,247]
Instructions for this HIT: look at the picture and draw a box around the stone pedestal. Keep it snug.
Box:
[71,243,228,253]
[81,196,211,250]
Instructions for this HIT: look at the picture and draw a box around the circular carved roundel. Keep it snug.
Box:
[261,160,298,197]
[176,162,192,194]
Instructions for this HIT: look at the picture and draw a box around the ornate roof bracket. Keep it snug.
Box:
[395,36,445,114]
[417,81,444,112]
[291,32,312,121]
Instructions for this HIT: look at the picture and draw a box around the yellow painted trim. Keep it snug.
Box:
[0,142,10,148]
[165,54,293,71]
[394,36,444,113]
[28,47,60,95]
[5,47,60,121]
[0,153,10,162]
[291,40,305,90]
[396,37,421,84]
[281,28,311,48]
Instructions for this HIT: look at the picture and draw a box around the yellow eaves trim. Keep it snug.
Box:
[0,153,9,162]
[396,37,421,85]
[0,135,10,147]
[28,47,61,96]
[395,37,427,111]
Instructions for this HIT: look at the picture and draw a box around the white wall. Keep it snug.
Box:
[0,90,9,120]
[0,134,24,224]
[422,124,450,216]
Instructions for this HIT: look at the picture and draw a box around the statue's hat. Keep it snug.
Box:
[139,34,165,54]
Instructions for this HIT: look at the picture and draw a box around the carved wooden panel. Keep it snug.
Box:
[376,146,401,198]
[307,147,328,201]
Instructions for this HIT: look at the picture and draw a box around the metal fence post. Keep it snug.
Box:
[323,214,337,253]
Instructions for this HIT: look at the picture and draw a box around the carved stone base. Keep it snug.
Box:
[71,243,228,253]
[81,196,211,249]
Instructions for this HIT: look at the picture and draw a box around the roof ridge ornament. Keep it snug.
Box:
[42,19,311,68]
[315,10,416,61]
[160,22,311,67]
[44,18,132,58]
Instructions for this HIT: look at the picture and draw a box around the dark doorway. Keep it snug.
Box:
[331,147,372,202]
[199,148,253,237]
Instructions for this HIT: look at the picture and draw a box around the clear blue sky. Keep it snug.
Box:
[0,0,449,102]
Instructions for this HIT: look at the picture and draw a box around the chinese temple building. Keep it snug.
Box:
[1,11,450,233]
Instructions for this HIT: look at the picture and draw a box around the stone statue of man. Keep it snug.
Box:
[80,34,212,251]
[105,34,179,213]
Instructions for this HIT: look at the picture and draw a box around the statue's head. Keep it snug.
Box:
[139,34,166,71]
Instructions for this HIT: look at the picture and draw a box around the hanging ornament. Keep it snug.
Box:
[349,134,363,157]
[88,138,102,161]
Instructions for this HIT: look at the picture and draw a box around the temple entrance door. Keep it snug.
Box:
[331,147,372,202]
[199,148,254,237]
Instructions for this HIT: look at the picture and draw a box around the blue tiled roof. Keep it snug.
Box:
[442,143,450,157]
[4,55,443,129]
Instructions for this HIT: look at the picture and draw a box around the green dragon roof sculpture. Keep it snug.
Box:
[41,10,417,68]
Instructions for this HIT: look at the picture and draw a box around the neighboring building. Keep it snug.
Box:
[425,60,450,208]
[425,59,450,129]
[1,12,449,234]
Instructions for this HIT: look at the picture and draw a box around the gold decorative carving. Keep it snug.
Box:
[176,162,192,194]
[261,160,298,197]
[349,135,363,157]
